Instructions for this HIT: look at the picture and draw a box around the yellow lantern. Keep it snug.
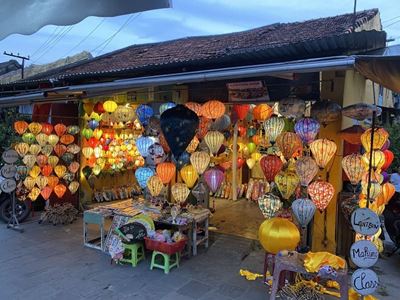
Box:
[15,142,30,157]
[29,165,41,178]
[258,217,300,254]
[309,138,337,169]
[36,133,49,146]
[93,147,103,158]
[190,151,210,175]
[28,187,41,201]
[103,100,118,113]
[171,183,190,203]
[251,152,262,161]
[68,181,79,194]
[48,134,59,146]
[180,164,199,188]
[362,180,382,200]
[263,116,285,144]
[204,131,224,155]
[29,144,42,156]
[362,150,385,171]
[186,136,199,153]
[35,176,48,190]
[361,127,389,151]
[246,158,256,169]
[23,155,36,168]
[54,165,67,178]
[93,129,103,140]
[28,122,42,135]
[24,176,36,190]
[82,147,94,159]
[274,168,300,200]
[342,153,364,186]
[92,164,102,176]
[147,176,164,197]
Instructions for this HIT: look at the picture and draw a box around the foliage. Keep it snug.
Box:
[0,107,30,152]
[386,122,400,172]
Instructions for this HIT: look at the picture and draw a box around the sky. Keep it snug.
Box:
[0,0,399,66]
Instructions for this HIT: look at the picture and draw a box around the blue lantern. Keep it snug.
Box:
[159,102,176,115]
[136,104,154,126]
[88,119,99,130]
[210,114,231,131]
[135,167,154,189]
[294,118,320,144]
[136,136,155,157]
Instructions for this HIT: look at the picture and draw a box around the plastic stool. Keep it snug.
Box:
[120,243,145,267]
[150,251,179,274]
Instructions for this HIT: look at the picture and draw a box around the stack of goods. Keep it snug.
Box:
[145,229,187,255]
[211,182,247,199]
[93,184,141,202]
[39,203,79,225]
[246,178,269,202]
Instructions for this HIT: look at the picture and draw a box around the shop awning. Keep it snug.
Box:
[1,54,400,107]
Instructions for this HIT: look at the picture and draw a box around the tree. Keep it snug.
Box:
[0,107,29,152]
[386,122,400,172]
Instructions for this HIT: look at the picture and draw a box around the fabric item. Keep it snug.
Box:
[239,269,265,281]
[304,252,346,273]
[390,173,400,192]
[349,288,378,300]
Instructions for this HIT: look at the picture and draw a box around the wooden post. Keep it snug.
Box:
[232,122,239,200]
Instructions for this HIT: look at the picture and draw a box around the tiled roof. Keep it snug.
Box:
[22,9,382,82]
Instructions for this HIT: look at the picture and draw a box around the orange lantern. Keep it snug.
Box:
[40,186,53,200]
[197,117,211,140]
[339,125,365,145]
[68,162,80,173]
[307,180,335,212]
[54,144,67,157]
[190,151,210,175]
[185,102,202,116]
[47,176,59,189]
[276,132,303,160]
[159,133,171,153]
[156,162,176,184]
[186,136,199,153]
[342,153,364,186]
[180,164,199,188]
[253,104,273,122]
[54,184,67,198]
[41,164,53,177]
[361,127,389,151]
[252,135,261,145]
[28,187,41,201]
[201,100,225,120]
[41,123,53,135]
[309,138,337,169]
[36,155,48,167]
[14,121,29,135]
[54,124,67,137]
[60,134,74,145]
[28,122,42,135]
[376,182,395,206]
[362,150,385,171]
[361,171,383,185]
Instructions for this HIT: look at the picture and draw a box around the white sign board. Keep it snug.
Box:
[1,164,17,179]
[350,240,379,268]
[351,268,379,296]
[351,208,380,236]
[0,178,16,193]
[2,149,18,164]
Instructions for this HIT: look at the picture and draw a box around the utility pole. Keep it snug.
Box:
[3,51,30,79]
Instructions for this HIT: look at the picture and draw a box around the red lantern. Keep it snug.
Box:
[237,157,245,169]
[93,102,105,114]
[41,186,52,200]
[88,137,99,148]
[54,124,67,137]
[14,121,29,135]
[238,125,246,137]
[41,123,53,135]
[307,180,335,212]
[233,104,250,121]
[41,164,53,177]
[382,150,394,171]
[260,155,283,182]
[36,155,48,167]
[54,144,67,157]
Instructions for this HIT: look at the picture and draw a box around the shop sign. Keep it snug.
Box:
[351,268,379,296]
[350,240,379,268]
[2,149,18,164]
[0,164,17,179]
[351,208,380,236]
[0,178,17,193]
[227,81,270,102]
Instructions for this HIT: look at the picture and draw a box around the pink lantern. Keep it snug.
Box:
[204,168,225,193]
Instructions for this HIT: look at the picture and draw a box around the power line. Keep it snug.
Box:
[386,19,400,28]
[382,15,400,23]
[31,26,63,58]
[31,26,72,61]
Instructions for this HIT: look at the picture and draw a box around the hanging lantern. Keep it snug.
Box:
[204,131,224,155]
[35,133,48,146]
[54,124,67,137]
[17,166,28,179]
[67,144,80,155]
[185,102,202,116]
[82,147,93,159]
[382,150,394,171]
[274,168,300,200]
[22,155,36,168]
[156,162,176,184]
[251,152,262,162]
[253,104,273,122]
[147,176,164,197]
[186,136,200,153]
[41,123,53,135]
[40,186,53,200]
[278,96,305,119]
[204,168,225,193]
[136,136,155,157]
[246,158,256,169]
[23,176,36,190]
[14,121,29,135]
[361,127,389,151]
[196,116,210,140]
[233,104,250,121]
[28,122,42,135]
[36,154,48,167]
[15,142,30,157]
[67,125,80,135]
[103,100,118,113]
[201,100,225,120]
[54,184,67,198]
[93,102,105,114]
[260,155,283,182]
[48,134,59,146]
[190,151,210,175]
[136,104,154,126]
[342,103,382,121]
[93,129,103,140]
[41,164,53,177]
[28,144,41,156]
[61,153,74,165]
[35,176,48,190]
[311,99,342,127]
[276,132,303,160]
[258,193,283,219]
[87,137,99,149]
[258,217,300,254]
[28,187,41,201]
[41,145,53,156]
[362,150,386,171]
[89,112,102,122]
[263,116,285,144]
[159,102,176,115]
[307,180,335,212]
[135,167,154,188]
[339,125,365,145]
[361,170,383,185]
[211,114,231,131]
[381,139,391,151]
[180,164,199,188]
[342,154,364,186]
[361,181,382,200]
[291,198,316,228]
[376,182,395,206]
[47,176,59,189]
[54,144,67,157]
[22,133,36,144]
[68,181,79,194]
[29,165,41,178]
[81,128,93,139]
[171,183,190,203]
[159,133,171,153]
[294,118,320,144]
[295,156,319,187]
[92,164,102,176]
[246,142,256,154]
[83,102,94,114]
[114,105,134,122]
[60,134,74,145]
[54,165,67,178]
[309,139,337,169]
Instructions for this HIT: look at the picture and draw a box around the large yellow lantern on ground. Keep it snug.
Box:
[309,138,337,169]
[180,164,199,188]
[204,131,224,155]
[342,153,364,186]
[361,127,388,151]
[362,150,385,171]
[190,151,210,175]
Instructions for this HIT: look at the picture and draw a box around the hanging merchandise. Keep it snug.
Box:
[136,136,155,157]
[36,133,49,146]
[29,144,41,156]
[253,104,273,122]
[382,150,394,171]
[36,176,48,190]
[36,154,48,167]
[210,114,231,131]
[29,165,41,178]
[28,122,42,135]
[41,145,53,156]
[258,193,282,219]
[23,155,36,168]
[190,151,210,175]
[68,181,79,194]
[361,181,382,201]
[113,105,135,123]
[53,184,67,198]
[47,176,59,189]
[375,183,395,206]
[159,102,176,115]
[41,123,53,135]
[295,156,319,187]
[180,164,199,188]
[15,142,29,157]
[307,180,335,212]
[381,139,390,151]
[14,120,29,135]
[41,186,53,200]
[61,153,75,165]
[136,104,154,126]
[197,117,211,140]
[338,125,365,145]
[103,100,118,113]
[156,162,176,184]
[54,165,67,178]
[82,147,94,159]
[201,100,225,120]
[82,128,93,139]
[88,119,99,130]
[294,118,320,144]
[147,175,164,197]
[135,167,154,189]
[291,198,316,228]
[204,168,225,193]
[60,134,74,145]
[342,103,382,121]
[311,99,342,127]
[147,143,166,165]
[54,124,67,137]
[309,138,337,169]
[186,136,199,153]
[171,183,190,203]
[28,187,41,201]
[185,102,202,116]
[67,125,80,135]
[54,144,67,157]
[233,104,250,121]
[246,158,256,169]
[67,144,81,155]
[361,127,389,151]
[247,142,256,154]
[263,116,285,145]
[23,176,36,190]
[93,102,105,114]
[22,132,36,144]
[362,150,386,171]
[276,132,303,160]
[278,96,305,119]
[342,154,364,186]
[41,164,53,177]
[204,131,224,155]
[260,155,283,182]
[173,151,191,170]
[274,167,300,200]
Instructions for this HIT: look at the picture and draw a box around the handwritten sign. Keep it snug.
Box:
[350,240,379,268]
[351,208,380,236]
[2,150,18,164]
[351,268,379,296]
[1,164,17,179]
[118,222,147,242]
[0,178,17,193]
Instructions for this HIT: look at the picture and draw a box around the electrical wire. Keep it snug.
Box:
[385,19,400,28]
[382,15,400,23]
[30,26,63,58]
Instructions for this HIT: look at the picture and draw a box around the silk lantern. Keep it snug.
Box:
[361,171,383,185]
[103,100,118,113]
[246,158,256,169]
[29,165,41,178]
[376,182,395,206]
[362,150,385,171]
[41,145,53,156]
[82,128,93,139]
[156,162,176,184]
[204,131,224,155]
[54,124,67,137]
[361,127,389,151]
[23,155,36,168]
[171,183,190,203]
[204,168,225,193]
[67,144,80,155]
[24,176,36,190]
[61,153,74,164]
[41,186,53,200]
[251,152,262,162]
[35,176,48,190]
[295,156,319,187]
[186,136,200,153]
[294,118,320,144]
[136,136,155,157]
[29,144,41,156]
[279,96,305,119]
[361,180,382,201]
[28,187,41,201]
[339,125,365,145]
[185,102,202,116]
[60,134,74,145]
[382,150,394,171]
[135,167,154,189]
[307,180,335,212]
[15,143,29,157]
[87,137,99,148]
[247,142,256,154]
[147,176,164,197]
[92,164,102,176]
[67,125,80,135]
[274,168,300,200]
[36,133,48,146]
[180,164,199,188]
[258,218,300,254]
[41,164,53,177]
[263,116,285,144]
[201,100,225,120]
[190,151,210,175]
[93,102,105,114]
[276,132,303,160]
[136,104,154,126]
[114,105,134,123]
[292,198,316,228]
[260,155,283,182]
[68,181,79,194]
[41,123,53,135]
[233,104,250,121]
[211,114,231,131]
[54,184,67,198]
[14,121,28,135]
[17,166,28,179]
[159,102,176,115]
[258,193,282,219]
[54,165,67,178]
[82,147,93,159]
[36,154,48,167]
[48,134,59,146]
[342,154,364,186]
[253,104,273,122]
[28,122,42,135]
[89,112,102,122]
[54,144,67,157]
[311,99,342,127]
[47,176,59,189]
[22,133,36,144]
[309,139,337,169]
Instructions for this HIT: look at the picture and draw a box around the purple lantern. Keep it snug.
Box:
[204,168,225,193]
[294,118,320,144]
[381,139,390,151]
[382,171,389,183]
